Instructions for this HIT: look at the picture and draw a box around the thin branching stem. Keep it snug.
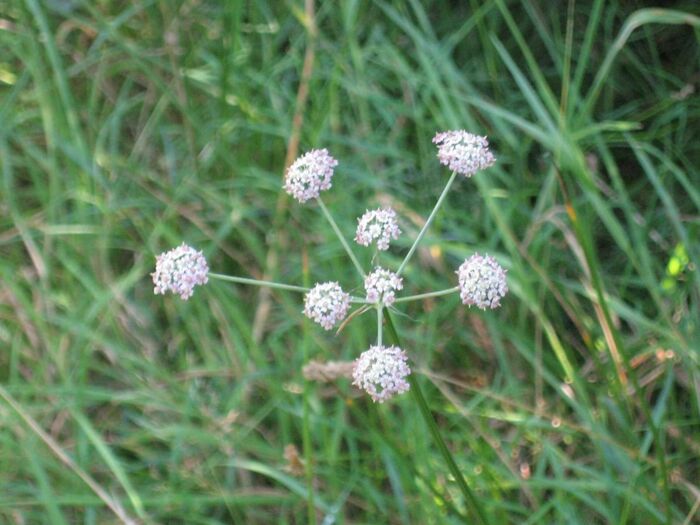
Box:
[394,287,459,304]
[384,311,491,525]
[316,196,366,278]
[209,272,309,293]
[397,170,458,276]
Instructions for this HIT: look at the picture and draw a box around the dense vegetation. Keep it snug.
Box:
[1,1,699,523]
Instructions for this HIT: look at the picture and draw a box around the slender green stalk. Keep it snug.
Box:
[397,170,459,276]
[394,287,459,304]
[301,268,316,525]
[384,311,490,525]
[209,272,309,293]
[377,304,383,346]
[316,196,366,278]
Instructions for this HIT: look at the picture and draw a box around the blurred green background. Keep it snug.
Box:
[1,0,699,523]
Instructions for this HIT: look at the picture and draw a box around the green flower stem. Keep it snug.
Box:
[350,296,371,304]
[384,311,490,525]
[377,304,383,346]
[397,170,458,276]
[316,196,366,278]
[209,273,309,293]
[394,287,459,304]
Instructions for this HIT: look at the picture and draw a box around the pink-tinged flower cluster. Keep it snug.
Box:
[283,149,338,203]
[432,130,496,177]
[457,253,508,309]
[364,267,403,306]
[303,282,351,330]
[152,243,209,300]
[352,345,411,402]
[355,207,401,251]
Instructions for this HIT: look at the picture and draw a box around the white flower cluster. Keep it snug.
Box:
[432,130,496,177]
[283,148,338,203]
[364,267,403,306]
[303,282,351,330]
[355,207,401,251]
[352,345,410,403]
[457,253,508,309]
[152,243,209,300]
[155,131,509,404]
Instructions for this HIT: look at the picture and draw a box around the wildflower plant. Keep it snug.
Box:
[153,130,505,524]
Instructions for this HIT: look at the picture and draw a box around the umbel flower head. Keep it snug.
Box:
[303,282,351,330]
[432,130,496,177]
[364,267,403,306]
[352,345,411,402]
[457,253,508,309]
[283,148,338,203]
[152,243,209,300]
[355,207,401,251]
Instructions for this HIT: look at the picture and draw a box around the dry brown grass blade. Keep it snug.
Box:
[252,0,317,343]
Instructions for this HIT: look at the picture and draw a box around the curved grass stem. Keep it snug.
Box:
[384,310,490,525]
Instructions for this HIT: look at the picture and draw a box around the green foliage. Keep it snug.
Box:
[1,0,698,523]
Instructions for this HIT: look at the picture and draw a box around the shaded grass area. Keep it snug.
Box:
[1,0,699,523]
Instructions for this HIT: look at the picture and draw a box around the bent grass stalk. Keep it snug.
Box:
[383,312,491,525]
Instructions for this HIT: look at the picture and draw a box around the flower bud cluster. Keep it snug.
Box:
[152,243,209,300]
[352,345,410,403]
[355,207,401,251]
[283,148,338,203]
[457,253,508,309]
[364,267,403,306]
[303,282,351,330]
[432,130,495,177]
